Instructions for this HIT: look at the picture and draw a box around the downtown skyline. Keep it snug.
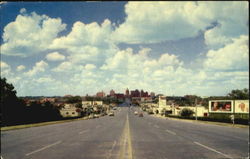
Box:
[0,1,249,97]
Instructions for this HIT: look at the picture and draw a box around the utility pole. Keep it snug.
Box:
[195,98,197,121]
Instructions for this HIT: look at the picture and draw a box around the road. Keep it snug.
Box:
[1,107,249,159]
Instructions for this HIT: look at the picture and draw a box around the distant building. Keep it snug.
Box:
[125,88,130,97]
[96,91,105,97]
[115,93,124,99]
[140,90,149,97]
[131,89,140,97]
[110,89,115,97]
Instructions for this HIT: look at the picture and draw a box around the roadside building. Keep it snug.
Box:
[158,96,172,113]
[172,106,208,117]
[60,104,81,118]
[93,101,103,106]
[82,101,92,107]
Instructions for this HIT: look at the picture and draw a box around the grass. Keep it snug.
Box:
[1,116,90,131]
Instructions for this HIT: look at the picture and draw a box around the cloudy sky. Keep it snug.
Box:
[0,1,249,97]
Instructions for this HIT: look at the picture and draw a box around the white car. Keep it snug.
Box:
[134,111,138,115]
[108,111,114,116]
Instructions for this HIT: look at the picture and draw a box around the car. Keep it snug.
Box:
[113,107,117,110]
[134,111,138,115]
[108,111,114,116]
[139,112,143,117]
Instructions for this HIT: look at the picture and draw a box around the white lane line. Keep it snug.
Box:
[25,140,62,156]
[165,129,176,135]
[79,129,89,134]
[154,125,160,128]
[106,140,117,159]
[194,141,233,159]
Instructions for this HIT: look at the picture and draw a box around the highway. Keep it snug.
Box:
[1,106,249,159]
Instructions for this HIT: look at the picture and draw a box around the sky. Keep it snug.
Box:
[0,1,249,97]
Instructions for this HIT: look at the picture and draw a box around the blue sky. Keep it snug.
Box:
[0,1,249,97]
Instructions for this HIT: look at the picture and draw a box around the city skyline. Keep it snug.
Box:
[0,2,249,97]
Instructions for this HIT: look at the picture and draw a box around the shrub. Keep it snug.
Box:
[180,108,194,117]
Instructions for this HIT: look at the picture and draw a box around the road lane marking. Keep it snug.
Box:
[79,129,89,134]
[154,125,160,128]
[165,129,176,135]
[106,140,117,159]
[25,141,62,156]
[118,114,133,159]
[194,141,233,159]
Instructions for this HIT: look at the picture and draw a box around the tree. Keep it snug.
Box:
[180,108,194,117]
[65,96,82,103]
[75,103,83,108]
[1,77,26,126]
[227,88,249,99]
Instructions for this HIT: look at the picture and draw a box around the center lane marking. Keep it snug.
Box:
[25,140,62,156]
[194,141,233,159]
[118,114,133,159]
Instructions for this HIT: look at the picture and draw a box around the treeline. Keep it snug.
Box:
[1,77,62,127]
[168,89,249,108]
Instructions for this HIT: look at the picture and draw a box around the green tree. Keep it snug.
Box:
[1,77,25,126]
[227,88,249,99]
[75,103,83,108]
[180,108,194,117]
[65,96,82,103]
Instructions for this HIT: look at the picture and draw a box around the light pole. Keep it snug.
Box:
[195,98,197,121]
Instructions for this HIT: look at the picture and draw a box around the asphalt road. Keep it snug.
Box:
[1,107,249,159]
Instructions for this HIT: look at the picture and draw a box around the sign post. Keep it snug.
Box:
[230,114,235,126]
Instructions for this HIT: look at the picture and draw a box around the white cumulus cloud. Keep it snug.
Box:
[204,35,249,71]
[46,52,65,61]
[25,60,48,76]
[16,65,26,71]
[112,1,248,48]
[1,10,66,57]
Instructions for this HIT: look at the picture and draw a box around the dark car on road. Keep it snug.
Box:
[139,112,143,117]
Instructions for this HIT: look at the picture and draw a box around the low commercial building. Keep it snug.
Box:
[172,106,208,117]
[60,104,81,118]
[158,96,172,113]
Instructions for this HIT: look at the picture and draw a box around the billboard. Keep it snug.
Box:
[209,100,234,113]
[234,100,249,114]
